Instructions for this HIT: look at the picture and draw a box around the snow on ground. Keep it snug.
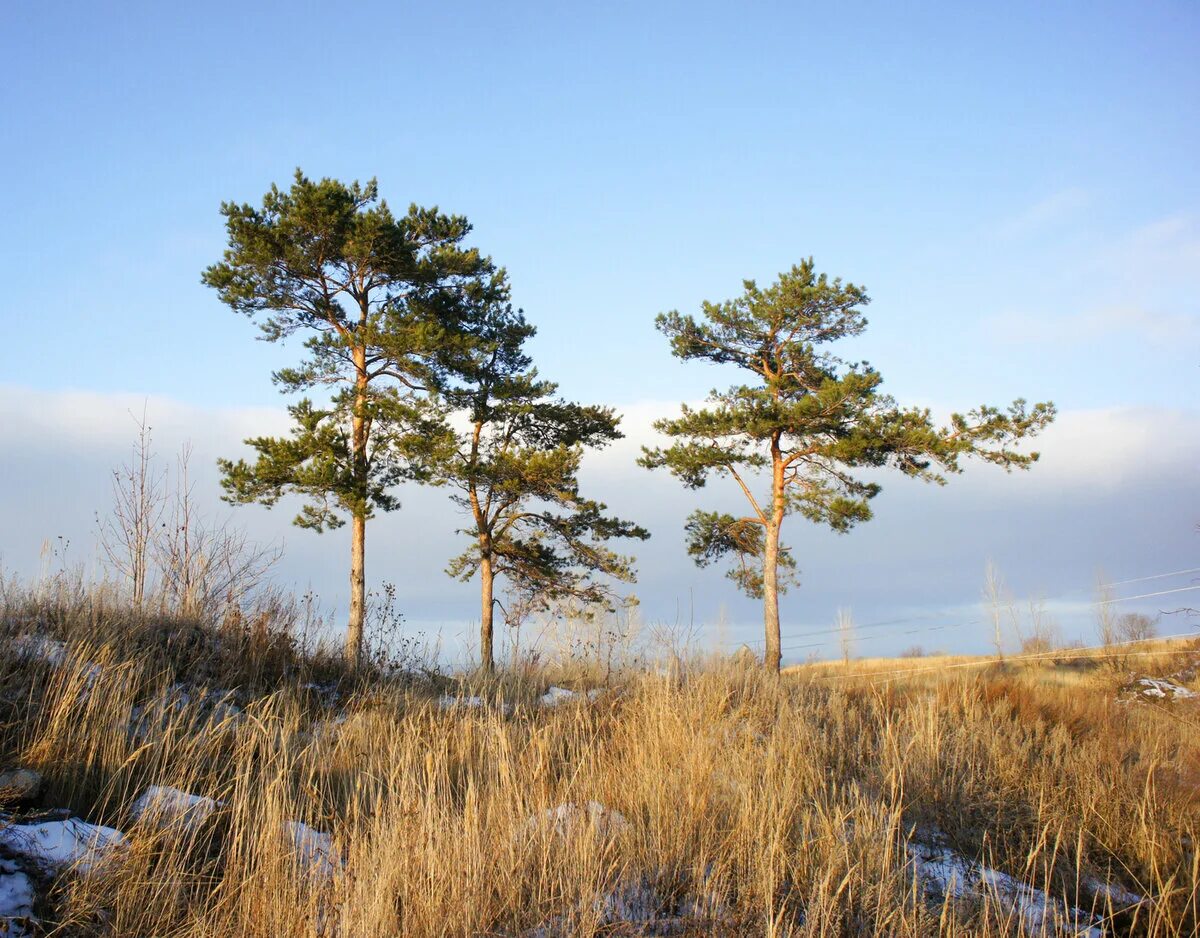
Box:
[522,872,728,937]
[12,636,68,667]
[0,817,127,874]
[286,821,340,878]
[0,858,35,938]
[907,840,1104,936]
[1082,876,1145,910]
[1129,678,1195,700]
[436,694,516,715]
[128,685,244,742]
[538,687,579,707]
[11,636,102,688]
[437,694,486,710]
[131,785,221,831]
[526,801,630,840]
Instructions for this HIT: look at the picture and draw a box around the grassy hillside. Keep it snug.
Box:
[1,578,1197,936]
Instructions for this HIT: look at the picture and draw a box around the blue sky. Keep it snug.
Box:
[2,2,1198,661]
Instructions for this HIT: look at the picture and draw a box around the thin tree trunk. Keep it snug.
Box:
[480,553,495,673]
[763,433,785,673]
[466,419,495,674]
[347,511,365,665]
[346,345,369,666]
[763,522,782,672]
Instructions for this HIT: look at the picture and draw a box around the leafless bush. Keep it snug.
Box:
[982,560,1019,659]
[528,594,645,682]
[363,581,438,678]
[154,444,280,620]
[1095,573,1119,648]
[1019,596,1062,655]
[1115,611,1158,644]
[836,606,855,665]
[96,406,164,607]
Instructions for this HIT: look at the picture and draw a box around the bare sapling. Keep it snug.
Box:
[154,444,281,619]
[982,560,1017,661]
[836,607,855,666]
[96,405,164,608]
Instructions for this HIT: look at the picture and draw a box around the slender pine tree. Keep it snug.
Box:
[437,275,649,671]
[640,259,1055,672]
[203,171,488,663]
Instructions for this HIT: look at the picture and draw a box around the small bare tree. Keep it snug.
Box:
[1095,573,1118,649]
[97,407,164,608]
[1021,596,1061,654]
[1115,612,1158,644]
[983,560,1018,660]
[836,607,856,666]
[154,444,281,619]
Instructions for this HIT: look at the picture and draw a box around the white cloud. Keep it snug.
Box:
[2,386,1196,662]
[992,188,1092,240]
[984,305,1200,347]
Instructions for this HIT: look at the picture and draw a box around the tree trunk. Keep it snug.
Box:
[346,510,365,665]
[346,343,369,667]
[762,521,782,672]
[480,553,495,673]
[763,433,785,674]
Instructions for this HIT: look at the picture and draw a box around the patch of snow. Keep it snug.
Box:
[208,696,243,724]
[286,821,339,878]
[907,841,1103,937]
[600,876,660,924]
[0,817,127,874]
[12,636,68,667]
[539,687,578,707]
[128,685,245,742]
[436,694,513,715]
[523,872,726,937]
[301,681,340,698]
[310,713,348,743]
[0,859,35,938]
[12,636,101,689]
[1082,876,1145,909]
[1132,678,1195,700]
[525,801,630,840]
[437,694,485,710]
[131,785,221,831]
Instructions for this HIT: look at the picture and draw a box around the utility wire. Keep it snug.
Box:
[1094,585,1200,605]
[1105,567,1200,588]
[779,618,979,653]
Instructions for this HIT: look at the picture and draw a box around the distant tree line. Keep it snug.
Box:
[204,172,1054,673]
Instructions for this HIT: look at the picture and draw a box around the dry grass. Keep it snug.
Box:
[2,582,1199,936]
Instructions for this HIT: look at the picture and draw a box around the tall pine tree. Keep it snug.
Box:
[437,275,649,671]
[203,171,489,663]
[640,260,1055,672]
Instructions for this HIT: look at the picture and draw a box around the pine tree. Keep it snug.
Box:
[640,259,1055,672]
[437,275,650,671]
[203,171,489,664]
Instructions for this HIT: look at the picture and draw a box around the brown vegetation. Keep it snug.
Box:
[1,578,1198,936]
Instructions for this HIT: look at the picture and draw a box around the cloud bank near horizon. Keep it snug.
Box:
[2,384,1196,662]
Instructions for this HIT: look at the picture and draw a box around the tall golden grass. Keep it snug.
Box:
[1,582,1198,936]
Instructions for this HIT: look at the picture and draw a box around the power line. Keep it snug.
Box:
[737,611,959,647]
[779,618,979,653]
[1106,567,1200,588]
[1094,585,1200,606]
